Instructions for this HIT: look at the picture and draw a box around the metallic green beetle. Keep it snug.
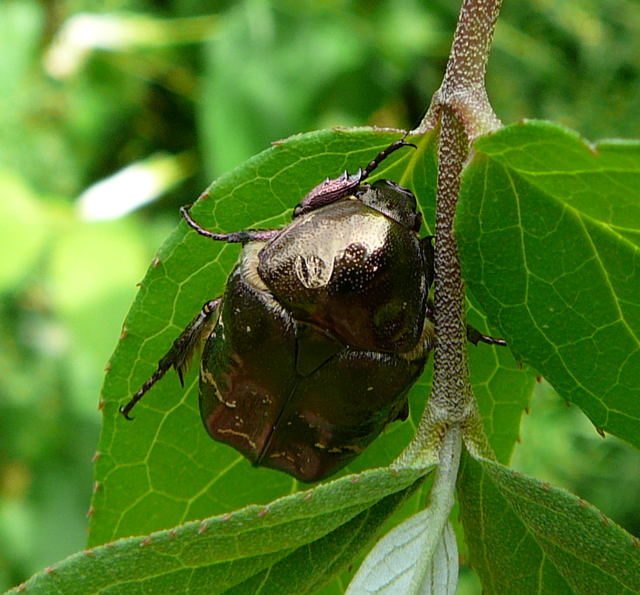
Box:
[120,138,502,482]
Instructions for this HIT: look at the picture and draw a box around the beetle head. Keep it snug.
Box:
[293,170,363,218]
[293,138,415,218]
[357,179,422,232]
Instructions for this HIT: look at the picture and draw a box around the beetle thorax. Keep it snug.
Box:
[258,201,392,293]
[255,199,427,353]
[357,179,422,232]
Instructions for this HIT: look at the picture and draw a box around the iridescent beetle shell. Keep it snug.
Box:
[198,177,434,480]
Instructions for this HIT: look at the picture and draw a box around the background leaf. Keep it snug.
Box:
[457,120,640,448]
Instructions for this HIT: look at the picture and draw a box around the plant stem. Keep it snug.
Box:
[431,109,472,422]
[418,0,502,139]
[399,0,503,467]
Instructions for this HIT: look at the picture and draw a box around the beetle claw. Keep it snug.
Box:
[467,327,507,347]
[119,404,135,421]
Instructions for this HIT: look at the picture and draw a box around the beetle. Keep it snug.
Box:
[120,136,504,482]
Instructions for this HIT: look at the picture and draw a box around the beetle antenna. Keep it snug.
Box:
[181,206,279,244]
[361,137,417,180]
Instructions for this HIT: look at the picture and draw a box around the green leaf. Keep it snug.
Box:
[458,454,640,594]
[465,298,535,463]
[457,120,640,448]
[13,467,427,594]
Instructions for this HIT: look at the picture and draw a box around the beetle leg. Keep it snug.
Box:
[420,235,435,289]
[120,298,221,420]
[181,206,279,244]
[293,171,361,217]
[466,326,507,347]
[394,399,410,422]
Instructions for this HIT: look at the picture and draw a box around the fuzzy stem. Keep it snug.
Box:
[398,0,503,468]
[431,109,472,420]
[417,0,502,139]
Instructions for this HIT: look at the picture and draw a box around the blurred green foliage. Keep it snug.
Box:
[1,0,639,591]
